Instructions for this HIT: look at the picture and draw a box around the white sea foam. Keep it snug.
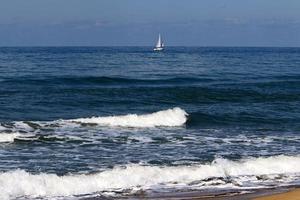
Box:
[67,107,188,128]
[1,155,300,199]
[0,133,22,143]
[0,125,7,131]
[13,121,34,131]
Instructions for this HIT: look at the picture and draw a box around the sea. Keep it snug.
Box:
[0,47,300,200]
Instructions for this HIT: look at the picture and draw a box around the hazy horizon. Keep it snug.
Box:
[1,0,300,47]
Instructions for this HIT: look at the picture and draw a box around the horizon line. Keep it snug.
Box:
[0,45,299,48]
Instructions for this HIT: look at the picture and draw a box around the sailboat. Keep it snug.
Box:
[153,34,164,51]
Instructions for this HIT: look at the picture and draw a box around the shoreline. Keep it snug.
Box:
[104,186,300,200]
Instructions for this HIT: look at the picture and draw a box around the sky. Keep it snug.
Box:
[0,0,300,46]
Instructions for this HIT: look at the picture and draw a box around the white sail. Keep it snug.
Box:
[154,34,164,51]
[156,34,162,48]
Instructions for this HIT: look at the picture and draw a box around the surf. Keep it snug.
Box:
[1,155,300,199]
[0,107,188,134]
[67,107,188,128]
[0,133,22,143]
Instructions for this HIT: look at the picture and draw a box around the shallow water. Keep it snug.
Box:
[0,47,300,199]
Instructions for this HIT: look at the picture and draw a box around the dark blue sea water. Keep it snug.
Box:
[0,47,300,199]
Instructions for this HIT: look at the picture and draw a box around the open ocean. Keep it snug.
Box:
[0,47,300,199]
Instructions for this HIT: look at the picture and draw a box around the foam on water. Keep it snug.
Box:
[0,125,7,131]
[13,121,34,131]
[0,132,86,144]
[1,155,300,199]
[0,133,22,143]
[67,107,188,128]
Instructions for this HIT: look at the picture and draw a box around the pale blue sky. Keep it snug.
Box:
[0,0,300,46]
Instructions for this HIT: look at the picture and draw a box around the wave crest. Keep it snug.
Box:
[68,107,188,128]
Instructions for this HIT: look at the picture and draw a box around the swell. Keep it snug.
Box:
[0,76,216,86]
[0,155,300,199]
[1,76,300,126]
[186,111,300,128]
[2,75,300,88]
[1,105,299,132]
[1,77,300,106]
[163,87,299,104]
[3,78,298,101]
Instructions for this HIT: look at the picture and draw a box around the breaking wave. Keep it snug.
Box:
[0,107,188,134]
[1,155,300,199]
[66,107,188,128]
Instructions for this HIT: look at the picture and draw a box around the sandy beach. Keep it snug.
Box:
[254,188,300,200]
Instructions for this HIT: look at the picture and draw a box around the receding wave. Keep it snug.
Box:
[67,107,188,128]
[1,155,300,199]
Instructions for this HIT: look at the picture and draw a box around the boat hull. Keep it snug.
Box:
[154,47,164,51]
